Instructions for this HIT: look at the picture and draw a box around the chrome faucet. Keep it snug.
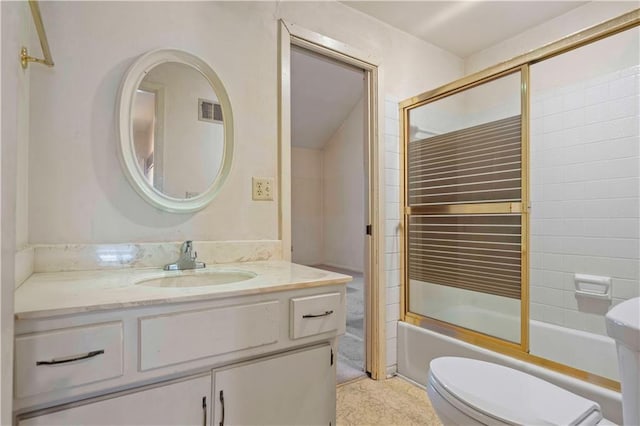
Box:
[164,241,206,271]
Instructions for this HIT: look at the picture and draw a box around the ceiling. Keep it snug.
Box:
[291,46,364,150]
[290,1,590,151]
[342,1,588,58]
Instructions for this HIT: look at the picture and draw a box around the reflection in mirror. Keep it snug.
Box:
[132,62,224,200]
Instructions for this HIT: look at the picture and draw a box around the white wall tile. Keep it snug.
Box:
[386,320,397,340]
[385,134,399,154]
[612,278,640,299]
[385,269,400,288]
[384,219,399,237]
[385,117,399,137]
[385,169,400,187]
[531,65,639,336]
[543,113,564,133]
[383,97,401,368]
[542,253,564,272]
[385,100,399,119]
[563,89,585,111]
[384,152,400,171]
[386,286,400,305]
[544,96,563,115]
[608,218,640,239]
[610,75,639,99]
[385,202,400,220]
[564,310,607,335]
[386,303,400,322]
[531,286,564,307]
[386,338,397,366]
[584,83,609,106]
[385,253,399,271]
[385,185,399,203]
[385,236,400,254]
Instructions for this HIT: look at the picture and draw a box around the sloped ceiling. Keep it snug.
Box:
[291,46,364,150]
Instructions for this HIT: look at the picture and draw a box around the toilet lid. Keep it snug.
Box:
[429,357,603,426]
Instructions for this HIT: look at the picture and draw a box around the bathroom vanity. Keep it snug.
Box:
[13,261,349,425]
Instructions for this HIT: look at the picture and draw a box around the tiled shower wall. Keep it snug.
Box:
[384,97,401,375]
[530,64,640,335]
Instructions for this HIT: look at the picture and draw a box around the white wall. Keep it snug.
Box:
[292,97,366,273]
[23,1,463,382]
[26,1,462,245]
[323,98,365,272]
[291,147,323,265]
[465,2,640,74]
[1,1,33,421]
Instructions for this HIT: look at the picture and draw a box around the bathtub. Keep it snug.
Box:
[412,303,619,381]
[530,319,619,381]
[398,318,623,424]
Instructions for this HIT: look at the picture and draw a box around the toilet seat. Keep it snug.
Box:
[428,357,604,426]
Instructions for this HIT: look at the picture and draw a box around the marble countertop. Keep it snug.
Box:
[14,261,352,320]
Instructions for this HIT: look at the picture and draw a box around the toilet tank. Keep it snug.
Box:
[605,297,640,426]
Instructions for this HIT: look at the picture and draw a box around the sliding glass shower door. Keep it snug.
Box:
[404,70,527,345]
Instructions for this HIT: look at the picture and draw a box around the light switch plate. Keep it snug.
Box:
[252,177,274,201]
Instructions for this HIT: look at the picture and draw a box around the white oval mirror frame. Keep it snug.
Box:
[117,49,233,213]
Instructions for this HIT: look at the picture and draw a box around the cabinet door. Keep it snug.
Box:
[18,374,211,426]
[213,345,334,426]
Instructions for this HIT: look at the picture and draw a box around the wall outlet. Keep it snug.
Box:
[252,177,274,201]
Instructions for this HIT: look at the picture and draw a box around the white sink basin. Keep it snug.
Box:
[136,270,256,288]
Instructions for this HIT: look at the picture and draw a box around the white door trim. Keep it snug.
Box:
[278,20,386,379]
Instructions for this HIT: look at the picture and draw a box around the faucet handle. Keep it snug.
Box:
[193,251,198,260]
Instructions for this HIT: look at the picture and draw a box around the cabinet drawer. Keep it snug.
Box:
[15,322,124,398]
[290,292,342,339]
[140,301,279,370]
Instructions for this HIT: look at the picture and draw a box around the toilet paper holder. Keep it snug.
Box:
[574,274,611,300]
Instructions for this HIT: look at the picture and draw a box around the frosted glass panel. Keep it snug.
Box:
[407,72,522,343]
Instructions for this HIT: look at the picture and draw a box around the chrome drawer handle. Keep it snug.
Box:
[219,390,224,426]
[36,350,105,366]
[302,310,334,318]
[202,396,207,426]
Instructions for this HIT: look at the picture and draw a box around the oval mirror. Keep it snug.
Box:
[118,49,233,213]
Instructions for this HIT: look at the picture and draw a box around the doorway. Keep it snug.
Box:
[279,21,384,381]
[290,45,367,383]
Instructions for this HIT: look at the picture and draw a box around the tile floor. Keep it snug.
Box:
[337,377,442,426]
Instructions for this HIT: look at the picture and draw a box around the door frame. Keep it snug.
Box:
[278,20,386,379]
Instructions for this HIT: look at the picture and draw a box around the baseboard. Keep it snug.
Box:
[322,262,363,275]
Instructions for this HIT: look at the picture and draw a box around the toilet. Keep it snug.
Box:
[427,297,639,425]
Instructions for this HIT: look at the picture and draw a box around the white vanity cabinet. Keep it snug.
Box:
[14,283,347,426]
[213,345,334,426]
[18,374,211,426]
